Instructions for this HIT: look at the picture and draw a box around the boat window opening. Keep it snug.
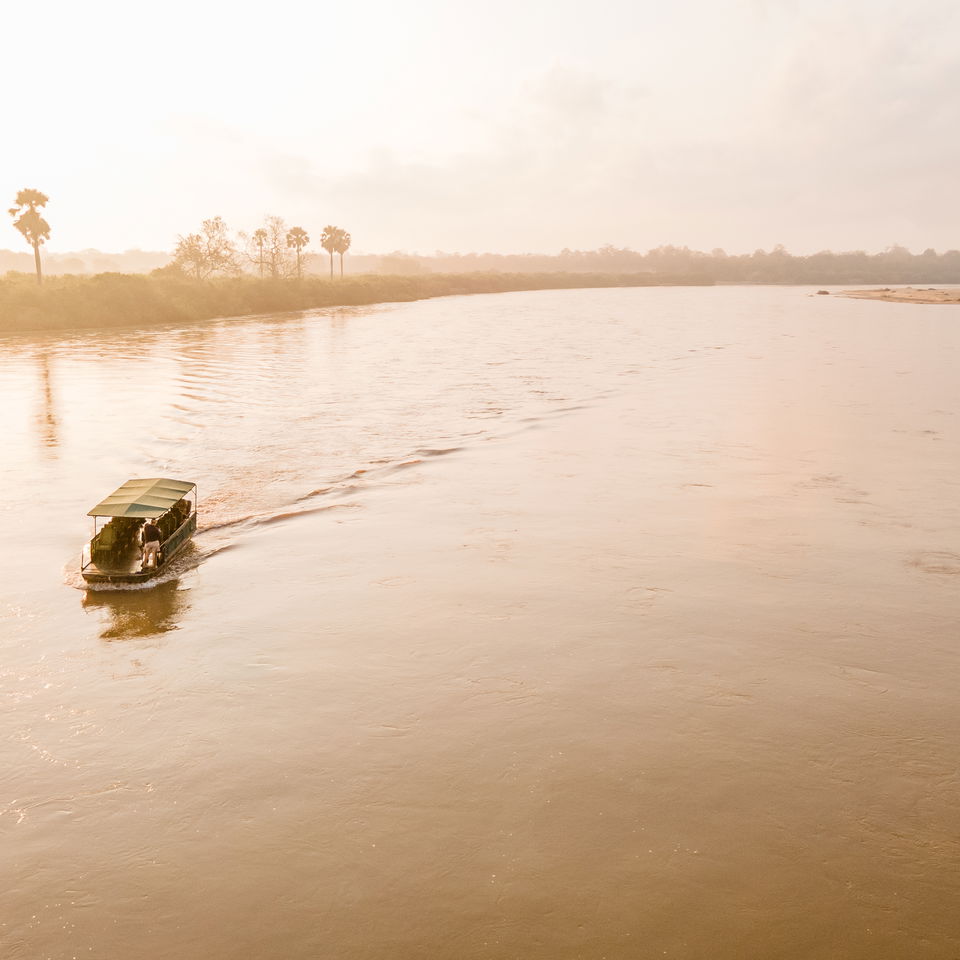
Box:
[89,516,143,569]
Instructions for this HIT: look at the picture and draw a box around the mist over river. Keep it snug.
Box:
[2,286,959,959]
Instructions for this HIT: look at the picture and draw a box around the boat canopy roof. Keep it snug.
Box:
[87,478,196,518]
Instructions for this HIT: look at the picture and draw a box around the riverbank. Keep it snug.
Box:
[0,270,710,333]
[839,286,960,304]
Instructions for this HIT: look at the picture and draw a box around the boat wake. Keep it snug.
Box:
[67,444,464,591]
[66,406,595,593]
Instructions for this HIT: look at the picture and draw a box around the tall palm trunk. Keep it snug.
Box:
[339,252,344,277]
[296,249,302,279]
[33,241,42,284]
[328,251,334,279]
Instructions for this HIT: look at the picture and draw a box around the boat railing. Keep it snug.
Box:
[161,511,198,561]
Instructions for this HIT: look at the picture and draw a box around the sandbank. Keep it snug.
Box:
[839,286,960,304]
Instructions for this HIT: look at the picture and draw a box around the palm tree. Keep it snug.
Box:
[286,226,310,280]
[253,228,268,278]
[8,189,51,284]
[320,225,339,279]
[334,229,351,277]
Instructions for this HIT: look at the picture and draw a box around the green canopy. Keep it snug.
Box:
[87,478,196,518]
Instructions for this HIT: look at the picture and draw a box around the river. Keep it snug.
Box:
[2,286,959,958]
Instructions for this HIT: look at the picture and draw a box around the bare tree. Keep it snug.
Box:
[9,189,51,284]
[173,216,239,280]
[241,216,295,279]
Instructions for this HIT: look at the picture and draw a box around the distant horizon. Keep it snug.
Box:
[5,241,960,260]
[7,240,960,292]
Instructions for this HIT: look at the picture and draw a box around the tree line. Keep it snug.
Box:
[5,189,352,284]
[9,186,960,287]
[409,243,960,285]
[172,216,351,281]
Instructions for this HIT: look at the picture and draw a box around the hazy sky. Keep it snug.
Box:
[3,0,959,255]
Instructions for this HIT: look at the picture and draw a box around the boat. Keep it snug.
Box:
[81,478,198,585]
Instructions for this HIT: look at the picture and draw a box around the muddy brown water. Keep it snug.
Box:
[2,286,959,958]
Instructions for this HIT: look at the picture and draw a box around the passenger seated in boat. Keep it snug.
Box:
[115,517,141,548]
[141,519,162,569]
[92,519,118,563]
[173,498,191,527]
[157,510,174,541]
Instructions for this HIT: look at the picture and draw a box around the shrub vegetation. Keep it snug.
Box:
[0,270,708,334]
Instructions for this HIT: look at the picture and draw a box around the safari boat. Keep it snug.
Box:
[81,478,198,585]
